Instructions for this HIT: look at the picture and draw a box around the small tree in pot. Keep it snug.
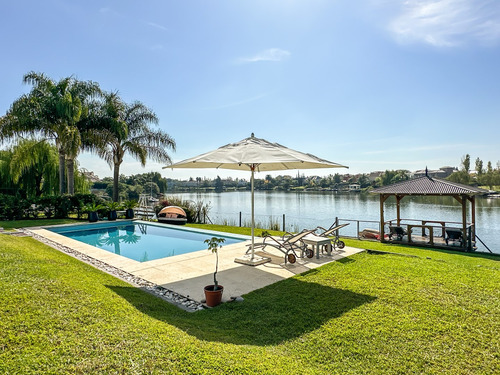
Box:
[123,200,138,219]
[203,237,225,307]
[83,202,105,222]
[105,201,122,221]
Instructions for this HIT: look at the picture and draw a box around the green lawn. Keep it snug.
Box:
[1,222,499,374]
[0,218,83,230]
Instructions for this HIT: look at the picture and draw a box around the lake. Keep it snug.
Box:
[170,191,500,254]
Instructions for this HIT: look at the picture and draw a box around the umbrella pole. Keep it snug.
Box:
[251,166,255,260]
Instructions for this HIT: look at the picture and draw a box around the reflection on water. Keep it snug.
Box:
[172,191,500,254]
[54,222,245,262]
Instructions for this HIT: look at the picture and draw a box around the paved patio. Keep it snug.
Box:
[29,226,364,304]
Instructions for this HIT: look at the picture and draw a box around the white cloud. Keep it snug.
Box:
[388,0,500,47]
[147,22,168,31]
[238,48,291,63]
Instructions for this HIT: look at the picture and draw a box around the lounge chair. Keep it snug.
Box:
[248,229,316,264]
[388,226,407,241]
[315,223,350,250]
[445,228,463,246]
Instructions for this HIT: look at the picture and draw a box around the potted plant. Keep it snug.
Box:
[123,200,138,219]
[105,201,122,221]
[203,237,225,307]
[83,202,104,223]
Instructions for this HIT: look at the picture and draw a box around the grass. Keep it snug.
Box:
[1,221,499,373]
[0,218,83,229]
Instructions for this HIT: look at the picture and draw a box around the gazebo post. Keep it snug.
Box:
[380,195,385,242]
[396,195,403,226]
[380,194,390,242]
[470,196,476,242]
[461,194,468,251]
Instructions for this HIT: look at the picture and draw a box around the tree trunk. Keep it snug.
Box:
[58,149,66,195]
[66,157,75,195]
[113,162,120,202]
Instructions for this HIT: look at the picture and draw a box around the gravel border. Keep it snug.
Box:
[22,229,206,312]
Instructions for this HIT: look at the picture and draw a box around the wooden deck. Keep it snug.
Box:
[380,220,476,252]
[384,234,473,251]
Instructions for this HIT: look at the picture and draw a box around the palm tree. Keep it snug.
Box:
[86,92,176,202]
[0,71,101,195]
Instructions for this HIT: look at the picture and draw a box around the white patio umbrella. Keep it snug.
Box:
[163,133,348,264]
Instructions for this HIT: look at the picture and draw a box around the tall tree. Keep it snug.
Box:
[0,72,101,194]
[86,92,176,201]
[475,157,484,176]
[0,150,17,195]
[214,176,223,193]
[9,139,59,197]
[461,154,471,173]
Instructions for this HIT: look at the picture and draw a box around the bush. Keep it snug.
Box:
[37,196,57,218]
[70,194,98,219]
[0,193,104,221]
[0,195,30,220]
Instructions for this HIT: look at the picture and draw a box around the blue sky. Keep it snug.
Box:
[1,0,499,180]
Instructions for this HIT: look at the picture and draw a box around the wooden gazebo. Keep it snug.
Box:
[371,174,488,251]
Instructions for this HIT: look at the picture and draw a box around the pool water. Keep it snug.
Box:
[49,221,246,262]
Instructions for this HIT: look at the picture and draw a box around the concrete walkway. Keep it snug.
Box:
[30,227,364,304]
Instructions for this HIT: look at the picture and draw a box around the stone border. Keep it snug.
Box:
[23,229,205,312]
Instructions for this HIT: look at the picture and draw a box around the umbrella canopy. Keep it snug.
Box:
[164,133,348,263]
[164,133,346,172]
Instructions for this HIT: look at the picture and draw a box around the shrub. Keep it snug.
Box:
[0,195,30,220]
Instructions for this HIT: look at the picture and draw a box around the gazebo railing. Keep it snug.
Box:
[383,218,475,250]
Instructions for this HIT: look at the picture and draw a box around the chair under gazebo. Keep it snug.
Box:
[370,173,488,252]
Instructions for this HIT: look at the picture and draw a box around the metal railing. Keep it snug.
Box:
[210,212,496,253]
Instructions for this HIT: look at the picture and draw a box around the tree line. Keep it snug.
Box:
[0,72,175,201]
[448,154,500,188]
[157,156,500,194]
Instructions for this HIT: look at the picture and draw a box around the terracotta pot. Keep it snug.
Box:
[204,285,224,307]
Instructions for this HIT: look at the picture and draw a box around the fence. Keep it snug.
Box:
[211,212,381,240]
[209,212,496,252]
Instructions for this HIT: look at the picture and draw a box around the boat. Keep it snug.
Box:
[359,228,381,239]
[359,228,389,240]
[157,206,188,225]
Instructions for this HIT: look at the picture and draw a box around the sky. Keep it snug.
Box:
[1,0,500,181]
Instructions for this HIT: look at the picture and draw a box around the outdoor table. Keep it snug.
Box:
[303,234,332,259]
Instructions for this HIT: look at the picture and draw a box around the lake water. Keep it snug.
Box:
[171,191,500,254]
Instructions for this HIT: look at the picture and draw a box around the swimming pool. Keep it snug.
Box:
[48,221,248,262]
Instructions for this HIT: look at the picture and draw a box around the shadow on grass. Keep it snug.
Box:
[427,247,500,261]
[348,239,500,262]
[107,278,376,346]
[336,257,356,264]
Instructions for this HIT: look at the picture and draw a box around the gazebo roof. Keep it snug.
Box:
[371,176,488,196]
